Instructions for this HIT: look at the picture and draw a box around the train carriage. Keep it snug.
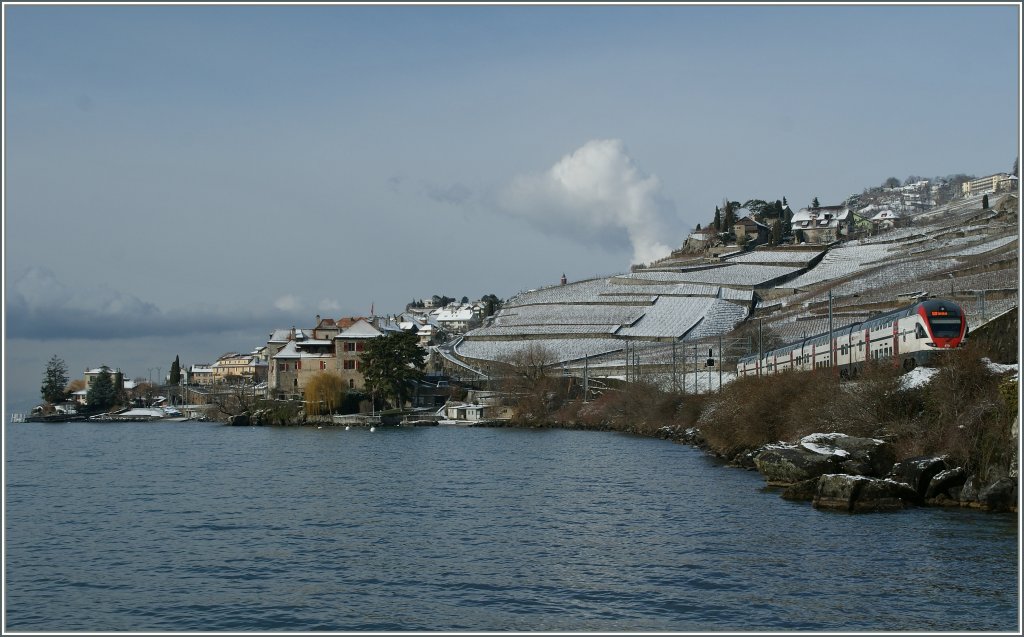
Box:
[737,299,967,378]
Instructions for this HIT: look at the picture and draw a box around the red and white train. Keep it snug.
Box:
[736,298,967,378]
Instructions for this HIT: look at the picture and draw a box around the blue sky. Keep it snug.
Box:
[3,3,1020,411]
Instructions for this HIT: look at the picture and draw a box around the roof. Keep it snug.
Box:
[435,307,475,321]
[335,319,383,339]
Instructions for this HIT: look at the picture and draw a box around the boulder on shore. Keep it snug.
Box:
[889,456,948,498]
[813,474,920,512]
[753,446,841,486]
[781,478,820,502]
[925,467,968,501]
[979,477,1018,512]
[753,434,895,486]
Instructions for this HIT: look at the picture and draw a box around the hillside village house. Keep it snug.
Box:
[734,215,771,246]
[790,205,853,244]
[432,304,480,334]
[870,209,900,230]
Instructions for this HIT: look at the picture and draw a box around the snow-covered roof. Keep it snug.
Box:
[435,307,475,322]
[336,319,383,339]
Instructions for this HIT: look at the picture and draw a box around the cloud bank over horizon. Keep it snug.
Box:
[6,266,324,341]
[497,139,681,266]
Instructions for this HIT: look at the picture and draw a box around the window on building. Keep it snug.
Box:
[320,361,327,370]
[344,360,355,370]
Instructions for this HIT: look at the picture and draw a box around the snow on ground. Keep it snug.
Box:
[899,366,939,390]
[799,433,852,457]
[983,358,1019,381]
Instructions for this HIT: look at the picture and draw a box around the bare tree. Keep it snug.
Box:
[492,343,562,424]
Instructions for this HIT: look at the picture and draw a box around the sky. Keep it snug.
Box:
[3,2,1021,412]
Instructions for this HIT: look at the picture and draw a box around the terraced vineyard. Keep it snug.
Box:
[447,191,1017,385]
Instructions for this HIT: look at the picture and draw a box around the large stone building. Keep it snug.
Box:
[266,317,386,400]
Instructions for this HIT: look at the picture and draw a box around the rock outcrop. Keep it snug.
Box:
[753,434,894,486]
[889,456,948,498]
[812,474,920,512]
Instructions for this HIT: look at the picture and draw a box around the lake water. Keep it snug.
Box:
[4,421,1019,632]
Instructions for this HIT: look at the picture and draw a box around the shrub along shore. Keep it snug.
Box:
[505,341,1019,514]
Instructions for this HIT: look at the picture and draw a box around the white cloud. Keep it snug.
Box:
[274,294,302,312]
[317,298,342,313]
[496,139,680,266]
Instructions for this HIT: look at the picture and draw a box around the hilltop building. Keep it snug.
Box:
[961,173,1018,198]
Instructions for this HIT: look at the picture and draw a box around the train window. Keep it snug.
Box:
[915,324,927,339]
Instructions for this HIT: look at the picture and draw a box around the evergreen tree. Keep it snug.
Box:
[982,194,989,209]
[812,196,820,208]
[360,332,426,409]
[723,200,736,231]
[482,293,502,317]
[41,355,69,404]
[169,355,181,386]
[713,206,721,231]
[695,223,701,231]
[770,220,782,246]
[86,367,117,411]
[782,196,788,206]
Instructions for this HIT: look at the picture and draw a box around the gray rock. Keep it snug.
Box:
[813,474,864,511]
[754,446,842,486]
[853,479,920,512]
[925,467,967,500]
[979,477,1018,512]
[781,477,820,502]
[959,476,981,506]
[813,474,919,512]
[889,456,948,497]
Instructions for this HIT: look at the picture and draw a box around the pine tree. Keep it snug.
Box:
[695,223,701,231]
[86,367,117,411]
[41,355,69,404]
[169,355,181,386]
[812,196,820,208]
[713,206,721,231]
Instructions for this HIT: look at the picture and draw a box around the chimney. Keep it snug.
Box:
[560,273,567,285]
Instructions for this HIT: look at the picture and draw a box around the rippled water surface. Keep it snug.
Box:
[5,421,1019,631]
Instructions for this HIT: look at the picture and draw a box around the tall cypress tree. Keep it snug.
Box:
[170,355,181,385]
[713,206,721,231]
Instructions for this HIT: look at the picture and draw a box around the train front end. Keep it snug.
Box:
[917,299,967,349]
